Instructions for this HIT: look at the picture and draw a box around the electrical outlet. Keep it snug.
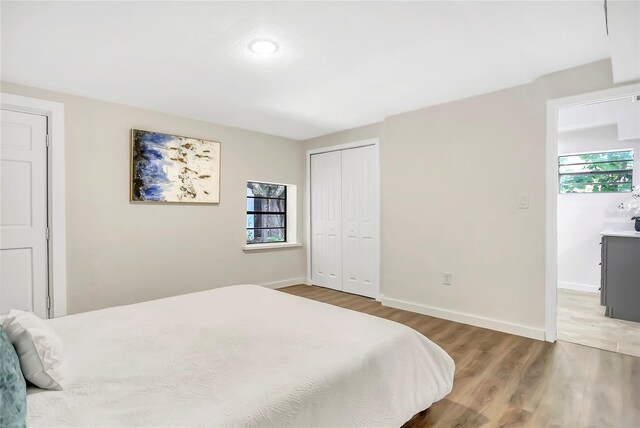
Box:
[517,193,529,209]
[443,272,452,285]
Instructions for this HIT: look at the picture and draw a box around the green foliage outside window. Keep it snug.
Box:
[558,150,633,194]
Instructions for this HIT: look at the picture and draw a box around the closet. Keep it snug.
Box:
[310,144,379,298]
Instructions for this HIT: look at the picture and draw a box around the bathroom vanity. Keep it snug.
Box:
[600,230,640,323]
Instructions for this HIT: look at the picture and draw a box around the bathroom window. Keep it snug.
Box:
[558,149,634,194]
[246,182,287,244]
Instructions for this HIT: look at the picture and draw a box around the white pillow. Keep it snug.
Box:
[2,310,64,390]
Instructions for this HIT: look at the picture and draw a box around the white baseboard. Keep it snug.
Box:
[558,281,599,293]
[381,296,545,341]
[259,277,308,290]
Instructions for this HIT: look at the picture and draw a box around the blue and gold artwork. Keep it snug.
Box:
[130,129,220,203]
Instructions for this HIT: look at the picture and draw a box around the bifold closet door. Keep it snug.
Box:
[310,151,342,291]
[341,146,378,298]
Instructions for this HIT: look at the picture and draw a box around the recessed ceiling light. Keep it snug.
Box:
[248,39,279,55]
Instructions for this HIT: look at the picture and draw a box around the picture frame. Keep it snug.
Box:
[130,129,221,204]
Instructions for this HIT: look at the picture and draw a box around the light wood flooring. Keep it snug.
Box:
[557,288,640,358]
[280,284,640,428]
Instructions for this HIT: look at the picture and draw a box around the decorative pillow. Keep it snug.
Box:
[0,325,27,428]
[3,310,64,390]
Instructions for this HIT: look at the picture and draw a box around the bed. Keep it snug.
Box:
[26,284,454,427]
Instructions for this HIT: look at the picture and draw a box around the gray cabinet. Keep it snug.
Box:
[600,236,640,322]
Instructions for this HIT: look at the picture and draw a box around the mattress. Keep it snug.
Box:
[27,285,454,427]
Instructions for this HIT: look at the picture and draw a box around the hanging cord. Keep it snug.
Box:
[604,0,609,35]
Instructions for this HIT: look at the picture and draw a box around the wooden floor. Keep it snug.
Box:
[557,288,640,358]
[279,285,640,428]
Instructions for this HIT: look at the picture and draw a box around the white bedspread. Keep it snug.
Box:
[27,285,454,427]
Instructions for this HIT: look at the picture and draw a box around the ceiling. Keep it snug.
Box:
[1,1,612,140]
[608,0,640,83]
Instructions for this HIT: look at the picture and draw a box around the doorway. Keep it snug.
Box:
[546,83,640,355]
[0,93,67,318]
[306,139,380,299]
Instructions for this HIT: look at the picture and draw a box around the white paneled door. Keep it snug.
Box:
[0,109,49,318]
[341,146,378,298]
[311,151,342,291]
[310,144,379,298]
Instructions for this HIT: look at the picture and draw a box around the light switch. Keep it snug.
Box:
[518,193,529,209]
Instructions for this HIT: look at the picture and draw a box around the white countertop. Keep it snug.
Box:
[601,229,640,238]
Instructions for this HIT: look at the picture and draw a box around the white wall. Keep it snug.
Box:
[2,58,633,341]
[303,122,383,150]
[1,81,307,314]
[304,59,631,340]
[557,124,640,292]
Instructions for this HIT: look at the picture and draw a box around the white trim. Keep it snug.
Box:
[305,138,381,298]
[381,296,545,341]
[306,153,312,285]
[558,281,599,294]
[259,277,307,290]
[306,139,379,156]
[246,179,292,187]
[1,93,67,318]
[558,147,635,157]
[243,242,302,251]
[545,83,640,342]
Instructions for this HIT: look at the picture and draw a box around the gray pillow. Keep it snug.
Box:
[0,325,27,428]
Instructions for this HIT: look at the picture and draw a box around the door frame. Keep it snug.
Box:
[1,93,67,317]
[545,82,640,342]
[305,138,381,299]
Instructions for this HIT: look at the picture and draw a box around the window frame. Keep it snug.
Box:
[246,182,287,244]
[243,181,300,251]
[558,148,634,194]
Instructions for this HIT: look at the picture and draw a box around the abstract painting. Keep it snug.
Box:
[130,129,220,203]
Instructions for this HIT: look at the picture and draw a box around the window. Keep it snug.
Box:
[246,182,286,244]
[558,149,634,194]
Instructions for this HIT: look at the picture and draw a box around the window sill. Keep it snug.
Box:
[242,242,303,252]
